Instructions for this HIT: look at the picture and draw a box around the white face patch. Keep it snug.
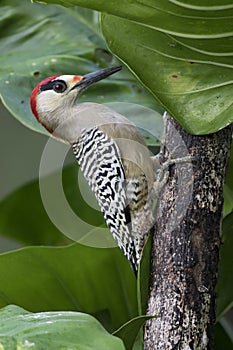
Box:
[37,89,64,114]
[34,73,86,135]
[36,75,82,131]
[37,75,82,112]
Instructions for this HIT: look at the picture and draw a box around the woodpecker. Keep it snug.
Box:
[30,66,156,273]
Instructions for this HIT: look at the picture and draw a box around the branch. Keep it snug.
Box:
[144,114,233,349]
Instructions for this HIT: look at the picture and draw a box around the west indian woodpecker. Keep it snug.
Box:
[30,66,158,274]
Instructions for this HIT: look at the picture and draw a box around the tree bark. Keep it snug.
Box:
[144,114,233,350]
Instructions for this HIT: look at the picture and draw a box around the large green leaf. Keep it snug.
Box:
[101,15,233,135]
[0,305,125,350]
[41,0,233,134]
[0,164,105,246]
[113,315,155,350]
[0,244,137,330]
[0,0,159,135]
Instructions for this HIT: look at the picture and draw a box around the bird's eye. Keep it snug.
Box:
[52,81,67,93]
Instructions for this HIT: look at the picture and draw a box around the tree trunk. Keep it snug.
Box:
[144,114,232,349]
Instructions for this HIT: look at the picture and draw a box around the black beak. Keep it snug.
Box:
[70,66,122,92]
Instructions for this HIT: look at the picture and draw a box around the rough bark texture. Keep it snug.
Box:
[144,114,233,350]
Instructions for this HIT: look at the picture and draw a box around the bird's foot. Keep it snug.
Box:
[152,150,194,197]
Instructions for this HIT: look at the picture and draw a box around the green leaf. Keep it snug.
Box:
[223,143,233,217]
[214,321,233,350]
[0,163,107,246]
[101,13,233,135]
[216,212,233,319]
[0,244,137,330]
[0,305,125,350]
[113,315,155,350]
[137,233,152,316]
[41,0,233,134]
[0,0,158,135]
[0,176,68,247]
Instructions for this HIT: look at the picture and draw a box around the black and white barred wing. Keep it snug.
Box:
[72,127,137,271]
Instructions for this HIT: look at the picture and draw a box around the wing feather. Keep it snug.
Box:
[72,127,138,272]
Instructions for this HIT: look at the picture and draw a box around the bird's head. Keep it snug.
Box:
[30,66,122,133]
